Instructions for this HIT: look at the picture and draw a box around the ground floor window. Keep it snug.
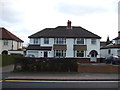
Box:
[54,50,66,58]
[118,50,120,56]
[75,50,84,57]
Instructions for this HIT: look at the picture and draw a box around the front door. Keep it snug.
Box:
[44,51,48,58]
[90,52,97,62]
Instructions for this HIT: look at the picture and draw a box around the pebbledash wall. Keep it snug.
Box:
[27,38,101,63]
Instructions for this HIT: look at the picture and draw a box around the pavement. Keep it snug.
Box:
[2,64,14,73]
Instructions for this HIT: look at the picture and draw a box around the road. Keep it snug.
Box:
[1,70,120,89]
[2,79,120,89]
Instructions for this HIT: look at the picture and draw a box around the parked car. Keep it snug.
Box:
[105,55,120,65]
[25,54,35,58]
[112,56,120,65]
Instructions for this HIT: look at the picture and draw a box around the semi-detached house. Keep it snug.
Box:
[27,21,101,63]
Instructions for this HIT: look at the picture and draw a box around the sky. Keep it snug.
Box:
[0,0,119,46]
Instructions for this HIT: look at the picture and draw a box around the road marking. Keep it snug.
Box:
[4,80,120,83]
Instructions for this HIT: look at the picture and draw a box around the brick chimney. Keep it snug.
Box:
[67,20,72,29]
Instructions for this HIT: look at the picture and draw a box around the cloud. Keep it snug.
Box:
[1,2,23,24]
[56,2,108,16]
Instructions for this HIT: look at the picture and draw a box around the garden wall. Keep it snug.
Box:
[78,64,120,73]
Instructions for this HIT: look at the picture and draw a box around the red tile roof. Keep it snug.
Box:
[0,27,24,42]
[101,44,120,49]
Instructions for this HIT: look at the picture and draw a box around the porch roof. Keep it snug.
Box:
[27,45,52,51]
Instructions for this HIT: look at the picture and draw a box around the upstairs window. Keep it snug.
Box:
[33,38,39,44]
[76,38,84,44]
[91,39,96,45]
[44,38,49,44]
[54,38,66,44]
[3,40,8,46]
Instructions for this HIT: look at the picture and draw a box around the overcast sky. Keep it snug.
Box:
[0,0,119,46]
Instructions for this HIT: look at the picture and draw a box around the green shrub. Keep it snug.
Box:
[1,54,23,67]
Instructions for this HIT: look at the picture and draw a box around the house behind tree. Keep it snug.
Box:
[101,31,120,58]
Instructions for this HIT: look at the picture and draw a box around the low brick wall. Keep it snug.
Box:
[78,64,120,73]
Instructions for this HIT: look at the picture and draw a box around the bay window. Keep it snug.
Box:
[54,50,66,58]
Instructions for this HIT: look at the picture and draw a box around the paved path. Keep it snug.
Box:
[4,73,119,80]
[6,75,119,80]
[2,64,14,73]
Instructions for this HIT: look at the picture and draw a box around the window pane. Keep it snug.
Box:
[3,40,8,46]
[76,51,84,57]
[91,39,96,44]
[54,50,66,57]
[44,38,49,44]
[34,38,39,44]
[54,38,66,44]
[76,38,84,44]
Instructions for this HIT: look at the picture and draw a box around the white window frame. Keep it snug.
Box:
[76,38,84,45]
[3,40,8,46]
[54,50,66,58]
[33,38,39,44]
[75,50,84,57]
[91,39,96,45]
[44,38,49,44]
[54,38,66,44]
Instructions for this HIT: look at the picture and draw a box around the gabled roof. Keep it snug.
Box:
[28,26,101,39]
[0,27,24,42]
[113,37,120,40]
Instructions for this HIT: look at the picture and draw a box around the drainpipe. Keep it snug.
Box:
[12,40,13,50]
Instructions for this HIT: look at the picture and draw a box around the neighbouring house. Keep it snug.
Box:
[0,27,24,55]
[100,41,106,48]
[27,20,101,63]
[101,31,120,58]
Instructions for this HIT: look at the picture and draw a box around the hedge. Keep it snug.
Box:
[1,54,23,67]
[14,57,78,72]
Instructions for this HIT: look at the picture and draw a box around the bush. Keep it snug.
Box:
[1,54,23,67]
